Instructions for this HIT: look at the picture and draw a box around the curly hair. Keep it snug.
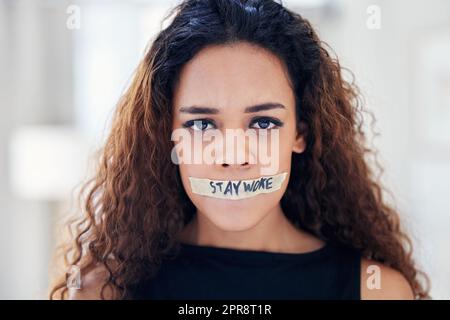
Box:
[49,0,430,299]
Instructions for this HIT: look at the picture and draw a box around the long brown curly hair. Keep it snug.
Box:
[49,0,430,299]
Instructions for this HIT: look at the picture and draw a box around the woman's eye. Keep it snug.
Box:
[250,117,283,130]
[183,119,215,131]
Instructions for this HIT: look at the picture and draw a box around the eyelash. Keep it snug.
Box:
[182,117,284,131]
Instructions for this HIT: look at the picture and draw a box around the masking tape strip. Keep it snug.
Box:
[188,172,287,200]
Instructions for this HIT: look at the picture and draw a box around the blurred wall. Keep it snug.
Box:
[0,0,74,299]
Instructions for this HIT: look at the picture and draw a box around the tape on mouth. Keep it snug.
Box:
[188,172,287,200]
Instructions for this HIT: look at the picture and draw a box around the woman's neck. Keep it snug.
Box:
[177,204,325,254]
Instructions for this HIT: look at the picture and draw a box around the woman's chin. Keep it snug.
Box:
[197,196,269,232]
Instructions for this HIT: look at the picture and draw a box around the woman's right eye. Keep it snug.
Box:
[182,119,216,131]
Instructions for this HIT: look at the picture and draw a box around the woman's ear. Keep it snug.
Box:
[292,133,306,154]
[292,121,307,154]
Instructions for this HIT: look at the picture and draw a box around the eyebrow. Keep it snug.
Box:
[179,102,286,114]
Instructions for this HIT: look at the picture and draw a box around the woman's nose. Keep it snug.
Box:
[214,129,256,169]
[215,149,252,168]
[221,161,251,169]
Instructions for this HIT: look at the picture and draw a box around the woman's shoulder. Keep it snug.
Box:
[326,243,414,300]
[67,264,115,300]
[360,258,414,300]
[310,240,414,300]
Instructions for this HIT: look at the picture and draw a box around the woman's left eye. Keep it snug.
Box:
[250,117,282,130]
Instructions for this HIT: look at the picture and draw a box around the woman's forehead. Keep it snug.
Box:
[172,42,295,114]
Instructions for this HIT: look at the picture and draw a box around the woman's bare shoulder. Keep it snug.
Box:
[68,264,115,300]
[360,258,414,300]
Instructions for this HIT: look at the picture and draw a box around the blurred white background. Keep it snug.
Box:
[0,0,449,299]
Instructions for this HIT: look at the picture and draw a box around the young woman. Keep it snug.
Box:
[49,0,429,299]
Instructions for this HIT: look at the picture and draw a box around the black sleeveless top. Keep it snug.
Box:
[132,242,361,300]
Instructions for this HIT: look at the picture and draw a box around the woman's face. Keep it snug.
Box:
[171,41,305,232]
